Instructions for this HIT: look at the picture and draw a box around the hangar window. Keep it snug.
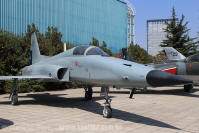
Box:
[86,47,109,56]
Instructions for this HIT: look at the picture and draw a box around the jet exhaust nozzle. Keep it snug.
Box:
[146,70,193,87]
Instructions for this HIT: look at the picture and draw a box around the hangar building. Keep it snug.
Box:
[147,19,172,56]
[0,0,135,53]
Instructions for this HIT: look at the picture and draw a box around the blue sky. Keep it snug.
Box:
[128,0,199,50]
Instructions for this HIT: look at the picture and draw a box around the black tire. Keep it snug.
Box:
[103,106,112,118]
[11,95,18,105]
[184,84,193,93]
[84,87,93,100]
[87,87,93,100]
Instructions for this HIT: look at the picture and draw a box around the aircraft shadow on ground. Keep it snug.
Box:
[0,93,180,130]
[0,118,14,129]
[136,88,199,98]
[94,88,199,98]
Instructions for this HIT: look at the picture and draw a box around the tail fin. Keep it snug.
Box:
[30,32,41,64]
[163,47,186,60]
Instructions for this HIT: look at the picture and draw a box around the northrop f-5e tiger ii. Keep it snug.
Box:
[0,33,193,118]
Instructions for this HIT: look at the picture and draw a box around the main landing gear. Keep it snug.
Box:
[129,88,136,99]
[84,86,93,101]
[84,86,112,118]
[102,87,112,118]
[9,79,19,105]
[184,84,193,93]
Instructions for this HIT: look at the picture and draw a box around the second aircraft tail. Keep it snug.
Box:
[163,47,186,61]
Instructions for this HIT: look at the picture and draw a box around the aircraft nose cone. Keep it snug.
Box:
[146,70,193,87]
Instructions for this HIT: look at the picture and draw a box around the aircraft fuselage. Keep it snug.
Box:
[22,56,154,88]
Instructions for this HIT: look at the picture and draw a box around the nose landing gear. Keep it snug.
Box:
[9,79,19,105]
[102,87,112,118]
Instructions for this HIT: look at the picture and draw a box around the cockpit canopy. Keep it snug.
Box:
[73,46,109,56]
[186,54,199,62]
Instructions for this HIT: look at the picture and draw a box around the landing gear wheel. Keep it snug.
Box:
[84,86,93,101]
[184,84,193,93]
[103,106,112,118]
[11,94,18,105]
[102,87,112,118]
[129,88,136,99]
[10,79,19,105]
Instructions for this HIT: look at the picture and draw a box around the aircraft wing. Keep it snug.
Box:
[0,76,53,80]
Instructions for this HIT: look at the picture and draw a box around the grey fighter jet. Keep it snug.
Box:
[150,47,199,92]
[0,33,192,118]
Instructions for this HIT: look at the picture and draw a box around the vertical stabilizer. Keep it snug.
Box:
[30,32,41,64]
[163,47,186,60]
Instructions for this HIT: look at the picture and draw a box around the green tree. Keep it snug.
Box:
[0,31,30,93]
[25,24,46,57]
[89,38,113,56]
[25,24,64,56]
[0,24,73,94]
[0,31,28,75]
[90,37,99,47]
[45,26,63,55]
[101,41,112,56]
[161,8,197,56]
[128,44,153,64]
[102,41,107,48]
[65,42,74,50]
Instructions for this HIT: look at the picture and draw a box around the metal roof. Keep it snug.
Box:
[120,0,136,16]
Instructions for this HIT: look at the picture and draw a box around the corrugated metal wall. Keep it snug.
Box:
[0,0,127,53]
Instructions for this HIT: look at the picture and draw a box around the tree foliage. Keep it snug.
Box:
[0,31,28,93]
[25,24,63,56]
[90,37,99,47]
[161,8,197,56]
[127,44,153,64]
[90,37,113,56]
[0,24,74,94]
[45,26,63,55]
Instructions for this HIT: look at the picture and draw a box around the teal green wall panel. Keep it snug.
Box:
[0,0,127,53]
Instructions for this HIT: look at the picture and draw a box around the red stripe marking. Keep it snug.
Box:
[164,67,177,75]
[75,61,78,66]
